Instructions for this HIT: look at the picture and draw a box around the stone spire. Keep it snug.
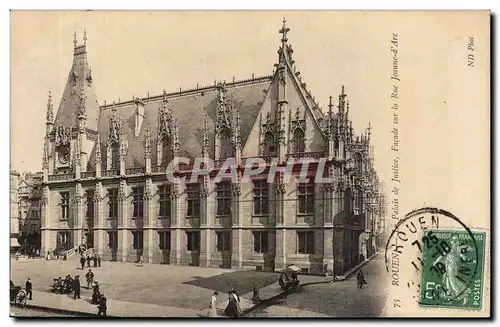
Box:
[202,115,209,157]
[144,123,152,159]
[46,91,54,124]
[95,131,101,160]
[53,29,100,131]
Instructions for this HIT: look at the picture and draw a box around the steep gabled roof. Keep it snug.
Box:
[53,33,100,131]
[87,76,272,170]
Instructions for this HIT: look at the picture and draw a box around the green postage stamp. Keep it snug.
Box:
[419,229,486,310]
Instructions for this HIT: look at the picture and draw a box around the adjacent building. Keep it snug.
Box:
[39,21,383,274]
[18,172,43,251]
[10,169,21,250]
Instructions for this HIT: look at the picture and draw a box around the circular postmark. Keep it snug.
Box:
[384,207,481,307]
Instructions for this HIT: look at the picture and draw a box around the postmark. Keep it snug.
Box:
[385,207,482,309]
[419,229,486,310]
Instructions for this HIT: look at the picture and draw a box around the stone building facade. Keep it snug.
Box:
[40,22,382,275]
[10,169,21,249]
[18,172,43,251]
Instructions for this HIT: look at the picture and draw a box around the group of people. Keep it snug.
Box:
[80,254,101,270]
[208,287,242,318]
[278,272,300,291]
[10,278,32,302]
[50,269,107,316]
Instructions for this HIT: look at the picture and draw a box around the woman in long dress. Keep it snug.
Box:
[208,291,218,317]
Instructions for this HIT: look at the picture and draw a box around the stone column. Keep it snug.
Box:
[274,179,286,271]
[231,183,242,268]
[117,179,129,262]
[170,182,181,264]
[93,182,105,257]
[40,185,53,257]
[73,183,84,248]
[143,177,155,263]
[199,182,211,267]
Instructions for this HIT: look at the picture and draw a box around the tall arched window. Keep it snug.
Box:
[293,128,305,153]
[263,132,275,156]
[220,130,234,158]
[110,143,119,169]
[162,137,172,166]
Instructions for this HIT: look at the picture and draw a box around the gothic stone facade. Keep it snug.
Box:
[39,23,381,275]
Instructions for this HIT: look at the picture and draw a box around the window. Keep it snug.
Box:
[111,144,119,170]
[216,182,231,216]
[57,231,70,248]
[60,192,70,220]
[132,187,144,218]
[158,231,171,250]
[158,185,171,218]
[86,189,95,218]
[216,231,231,251]
[220,130,234,158]
[132,231,143,250]
[186,231,200,251]
[108,231,117,249]
[253,231,268,253]
[108,188,118,219]
[293,128,306,153]
[263,132,275,156]
[162,137,172,166]
[253,180,269,215]
[298,231,315,254]
[186,184,200,217]
[354,187,363,212]
[298,183,315,214]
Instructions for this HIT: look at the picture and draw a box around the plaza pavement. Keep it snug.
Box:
[11,254,376,317]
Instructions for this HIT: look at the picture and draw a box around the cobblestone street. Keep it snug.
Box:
[245,254,388,317]
[10,306,77,317]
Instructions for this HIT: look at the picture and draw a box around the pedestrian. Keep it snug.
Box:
[92,281,100,304]
[208,291,218,317]
[86,269,94,289]
[356,270,366,290]
[97,255,101,267]
[251,284,260,303]
[231,287,242,316]
[25,278,33,300]
[80,255,85,270]
[97,293,107,316]
[73,276,81,299]
[93,256,98,267]
[86,255,91,267]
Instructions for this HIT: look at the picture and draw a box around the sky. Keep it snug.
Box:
[10,11,490,222]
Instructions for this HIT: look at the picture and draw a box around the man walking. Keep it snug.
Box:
[25,278,33,300]
[356,270,366,290]
[73,275,81,299]
[80,255,86,270]
[86,269,94,289]
[97,293,107,316]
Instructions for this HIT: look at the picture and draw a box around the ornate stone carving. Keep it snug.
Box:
[117,180,127,202]
[46,91,54,123]
[41,186,49,205]
[77,89,87,119]
[55,125,72,147]
[200,185,209,199]
[108,103,123,145]
[323,183,335,193]
[93,184,105,202]
[170,182,180,199]
[95,133,101,164]
[144,123,152,159]
[42,138,49,170]
[144,179,153,200]
[231,183,241,197]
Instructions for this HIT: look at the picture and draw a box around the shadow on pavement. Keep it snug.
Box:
[183,270,278,294]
